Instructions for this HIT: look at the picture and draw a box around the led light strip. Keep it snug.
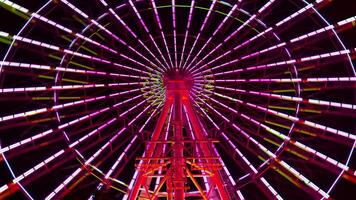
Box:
[193,100,282,199]
[0,0,165,77]
[181,0,217,70]
[0,61,152,79]
[0,89,164,197]
[0,31,159,75]
[149,0,174,68]
[178,0,195,69]
[196,15,356,75]
[98,0,167,72]
[0,89,159,154]
[196,89,356,175]
[195,95,329,199]
[184,3,239,71]
[208,85,356,110]
[59,0,164,74]
[187,0,278,73]
[83,97,165,199]
[198,48,355,77]
[199,88,356,141]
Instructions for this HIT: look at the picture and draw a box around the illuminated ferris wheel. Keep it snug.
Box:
[0,0,355,199]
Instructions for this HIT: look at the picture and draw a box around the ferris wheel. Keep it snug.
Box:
[0,0,355,199]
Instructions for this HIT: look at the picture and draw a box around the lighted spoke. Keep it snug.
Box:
[181,0,218,70]
[0,0,354,199]
[187,0,277,73]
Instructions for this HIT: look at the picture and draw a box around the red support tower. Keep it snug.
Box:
[126,72,232,199]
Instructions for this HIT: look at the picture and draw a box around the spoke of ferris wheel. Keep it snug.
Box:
[194,95,330,199]
[87,96,165,196]
[183,2,240,71]
[214,136,283,200]
[0,61,155,80]
[0,86,147,126]
[220,132,259,174]
[0,1,162,75]
[88,136,139,200]
[72,96,166,199]
[193,98,259,175]
[0,31,160,76]
[0,82,146,94]
[213,149,242,196]
[172,2,181,68]
[0,147,32,199]
[195,15,356,75]
[186,0,277,73]
[0,0,116,54]
[2,116,115,161]
[171,0,177,68]
[149,0,174,69]
[226,15,356,70]
[120,90,165,118]
[0,90,164,197]
[178,0,195,69]
[223,130,279,192]
[183,106,194,138]
[59,0,164,74]
[189,103,236,195]
[196,109,240,194]
[0,88,160,155]
[197,48,356,78]
[210,84,356,110]
[198,78,356,110]
[218,101,353,177]
[211,76,356,84]
[192,99,283,199]
[194,0,329,74]
[128,95,165,127]
[127,0,171,70]
[198,88,356,141]
[0,83,156,123]
[139,101,165,133]
[123,151,145,200]
[0,117,118,196]
[45,128,129,199]
[192,101,220,131]
[251,135,330,198]
[181,0,217,71]
[189,0,326,75]
[324,139,356,197]
[129,1,169,69]
[98,0,167,72]
[195,89,356,174]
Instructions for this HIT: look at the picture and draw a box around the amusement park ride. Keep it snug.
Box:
[0,0,355,199]
[126,71,233,199]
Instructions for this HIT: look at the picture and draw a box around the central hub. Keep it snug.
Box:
[163,70,193,93]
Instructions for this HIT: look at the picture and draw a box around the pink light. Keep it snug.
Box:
[178,0,195,69]
[181,0,217,70]
[191,0,327,75]
[149,0,174,68]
